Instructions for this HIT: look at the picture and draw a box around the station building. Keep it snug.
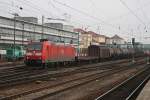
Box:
[0,16,79,50]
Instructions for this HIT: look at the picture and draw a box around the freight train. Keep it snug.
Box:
[24,39,144,67]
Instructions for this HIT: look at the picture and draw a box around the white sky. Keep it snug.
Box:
[0,0,150,43]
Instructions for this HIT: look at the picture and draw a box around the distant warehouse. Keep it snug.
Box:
[0,16,79,49]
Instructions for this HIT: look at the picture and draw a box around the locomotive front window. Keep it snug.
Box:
[27,43,42,50]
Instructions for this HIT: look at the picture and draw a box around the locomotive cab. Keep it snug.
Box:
[25,42,44,66]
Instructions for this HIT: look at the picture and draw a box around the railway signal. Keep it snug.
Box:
[143,37,150,64]
[145,50,150,64]
[132,38,135,63]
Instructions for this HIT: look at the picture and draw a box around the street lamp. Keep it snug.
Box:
[41,16,44,39]
[132,38,135,63]
[11,13,19,60]
[11,6,23,61]
[22,22,24,46]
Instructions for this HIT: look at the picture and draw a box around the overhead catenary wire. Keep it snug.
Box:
[106,0,150,23]
[53,0,112,26]
[3,0,128,37]
[0,0,141,39]
[23,0,53,16]
[49,0,122,36]
[53,0,131,36]
[119,0,149,42]
[51,0,147,40]
[0,0,58,24]
[47,2,98,29]
[48,0,70,20]
[88,0,96,15]
[137,0,150,33]
[0,1,90,31]
[48,0,100,29]
[48,0,64,15]
[17,0,54,17]
[103,0,150,39]
[0,0,91,29]
[138,0,150,24]
[0,1,41,17]
[88,0,102,33]
[88,0,106,19]
[120,0,146,26]
[88,0,113,35]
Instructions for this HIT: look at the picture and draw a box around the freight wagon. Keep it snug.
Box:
[88,45,134,61]
[88,45,143,60]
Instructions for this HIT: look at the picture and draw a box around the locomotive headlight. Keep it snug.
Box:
[35,52,42,56]
[26,52,32,56]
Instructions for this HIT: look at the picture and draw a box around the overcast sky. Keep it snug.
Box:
[0,0,150,43]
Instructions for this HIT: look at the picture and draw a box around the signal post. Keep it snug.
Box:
[146,50,150,65]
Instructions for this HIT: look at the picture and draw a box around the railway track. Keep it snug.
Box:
[27,63,145,100]
[95,64,150,100]
[0,62,24,70]
[0,57,145,100]
[0,68,48,88]
[0,57,142,75]
[0,57,143,88]
[0,65,26,76]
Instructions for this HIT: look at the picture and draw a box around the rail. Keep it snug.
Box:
[95,65,150,100]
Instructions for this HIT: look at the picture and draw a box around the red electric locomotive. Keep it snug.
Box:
[24,40,76,66]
